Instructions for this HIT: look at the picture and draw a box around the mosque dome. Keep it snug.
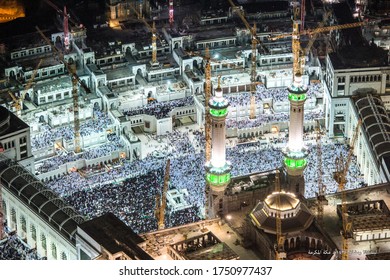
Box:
[264,191,299,211]
[250,191,313,234]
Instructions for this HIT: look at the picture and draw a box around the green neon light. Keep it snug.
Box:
[284,158,307,169]
[210,108,228,117]
[288,93,307,102]
[206,172,231,185]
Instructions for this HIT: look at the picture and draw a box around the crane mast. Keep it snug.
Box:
[204,48,212,219]
[335,120,361,260]
[139,0,143,19]
[315,120,327,226]
[129,4,159,67]
[269,3,377,77]
[36,26,91,153]
[204,47,212,163]
[274,170,286,260]
[250,23,257,119]
[227,0,263,119]
[151,21,158,66]
[291,1,303,77]
[156,159,170,230]
[169,0,174,28]
[64,6,70,52]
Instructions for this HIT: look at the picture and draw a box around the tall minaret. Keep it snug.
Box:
[283,73,308,196]
[205,77,231,218]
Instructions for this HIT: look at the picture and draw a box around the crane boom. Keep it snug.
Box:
[43,0,81,28]
[8,59,42,117]
[269,7,378,77]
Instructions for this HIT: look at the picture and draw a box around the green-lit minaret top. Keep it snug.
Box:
[209,77,229,118]
[284,73,308,177]
[205,76,232,190]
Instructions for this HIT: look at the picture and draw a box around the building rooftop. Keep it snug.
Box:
[264,191,300,211]
[240,0,289,14]
[250,196,313,234]
[0,155,85,244]
[328,44,389,69]
[0,106,29,136]
[169,231,239,260]
[353,94,390,168]
[79,213,153,260]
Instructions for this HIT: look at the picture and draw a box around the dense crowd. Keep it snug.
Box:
[26,81,364,234]
[0,234,40,260]
[44,126,365,234]
[224,83,323,108]
[65,170,164,234]
[123,97,194,119]
[304,142,365,198]
[36,134,124,173]
[31,110,113,151]
[226,110,324,129]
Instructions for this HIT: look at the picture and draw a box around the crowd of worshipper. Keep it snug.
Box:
[122,97,194,119]
[223,83,322,108]
[42,127,365,234]
[31,109,113,152]
[254,83,322,102]
[36,134,124,174]
[0,234,40,260]
[304,142,365,198]
[226,109,324,129]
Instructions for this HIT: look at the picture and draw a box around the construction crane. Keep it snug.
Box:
[227,0,267,119]
[334,120,361,260]
[43,0,83,29]
[36,26,91,153]
[315,120,327,227]
[204,48,212,219]
[63,6,70,52]
[300,10,332,69]
[8,59,42,117]
[155,159,170,230]
[129,4,159,67]
[274,170,286,260]
[269,2,379,77]
[204,48,212,164]
[138,0,143,19]
[169,0,174,28]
